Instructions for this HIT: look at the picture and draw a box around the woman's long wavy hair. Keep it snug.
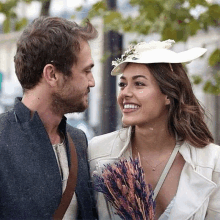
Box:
[146,63,214,148]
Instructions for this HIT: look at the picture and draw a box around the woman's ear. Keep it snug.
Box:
[42,64,58,87]
[165,96,170,105]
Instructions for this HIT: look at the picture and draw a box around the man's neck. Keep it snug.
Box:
[22,91,63,145]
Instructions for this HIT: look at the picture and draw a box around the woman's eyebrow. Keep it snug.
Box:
[120,75,148,80]
[120,75,126,80]
[132,75,148,80]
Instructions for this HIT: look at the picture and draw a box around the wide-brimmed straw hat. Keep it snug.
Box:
[111,39,207,76]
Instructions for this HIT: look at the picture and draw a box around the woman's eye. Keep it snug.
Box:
[135,81,145,86]
[118,82,126,87]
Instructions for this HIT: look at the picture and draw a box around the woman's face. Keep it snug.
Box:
[117,63,170,127]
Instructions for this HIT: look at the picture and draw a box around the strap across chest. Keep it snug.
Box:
[153,144,181,200]
[53,133,78,220]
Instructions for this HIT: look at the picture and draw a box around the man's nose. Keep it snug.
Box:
[88,73,95,87]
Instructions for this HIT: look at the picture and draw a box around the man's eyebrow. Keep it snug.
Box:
[83,63,94,70]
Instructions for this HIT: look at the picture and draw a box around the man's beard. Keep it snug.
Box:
[51,90,89,115]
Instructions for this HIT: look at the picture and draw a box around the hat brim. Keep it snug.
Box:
[111,47,207,76]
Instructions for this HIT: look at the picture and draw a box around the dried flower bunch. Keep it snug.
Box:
[112,39,175,67]
[93,157,156,220]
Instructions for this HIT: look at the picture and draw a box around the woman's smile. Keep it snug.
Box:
[123,103,140,113]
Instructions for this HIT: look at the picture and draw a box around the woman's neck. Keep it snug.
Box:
[132,124,176,154]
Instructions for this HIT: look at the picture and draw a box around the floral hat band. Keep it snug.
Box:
[111,39,207,76]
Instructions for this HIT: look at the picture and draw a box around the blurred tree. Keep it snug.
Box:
[79,0,220,94]
[0,0,51,33]
[40,0,51,16]
[100,0,122,134]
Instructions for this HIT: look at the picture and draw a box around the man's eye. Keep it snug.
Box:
[85,69,91,73]
[118,82,126,87]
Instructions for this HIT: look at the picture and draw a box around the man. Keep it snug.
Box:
[0,16,98,219]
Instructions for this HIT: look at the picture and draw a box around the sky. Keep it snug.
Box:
[0,0,100,24]
[50,0,92,15]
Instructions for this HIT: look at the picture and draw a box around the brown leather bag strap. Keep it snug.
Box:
[53,133,78,220]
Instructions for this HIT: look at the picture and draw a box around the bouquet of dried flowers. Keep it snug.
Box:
[93,157,155,220]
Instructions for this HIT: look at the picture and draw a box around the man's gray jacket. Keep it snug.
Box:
[0,98,97,219]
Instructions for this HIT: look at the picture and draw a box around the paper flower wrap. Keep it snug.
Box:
[93,157,156,220]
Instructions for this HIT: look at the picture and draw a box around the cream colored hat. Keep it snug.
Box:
[111,39,207,76]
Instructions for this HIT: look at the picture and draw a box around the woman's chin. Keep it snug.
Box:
[122,118,136,127]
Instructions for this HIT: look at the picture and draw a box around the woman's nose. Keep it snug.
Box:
[120,85,133,98]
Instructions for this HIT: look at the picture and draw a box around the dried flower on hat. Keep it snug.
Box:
[93,157,155,220]
[112,39,175,67]
[112,44,138,67]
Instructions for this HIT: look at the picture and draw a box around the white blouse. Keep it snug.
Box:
[159,197,176,220]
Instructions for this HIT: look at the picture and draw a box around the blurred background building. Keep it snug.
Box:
[0,0,219,143]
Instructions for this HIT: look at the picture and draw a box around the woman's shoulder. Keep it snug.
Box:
[88,127,131,161]
[181,142,220,171]
[194,142,220,171]
[206,142,220,151]
[196,142,220,156]
[204,143,220,171]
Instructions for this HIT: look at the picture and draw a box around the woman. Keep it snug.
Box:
[88,40,220,220]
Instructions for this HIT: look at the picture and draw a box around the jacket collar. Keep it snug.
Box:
[113,126,132,158]
[108,126,132,158]
[13,97,67,131]
[13,97,32,122]
[12,97,70,178]
[13,96,70,151]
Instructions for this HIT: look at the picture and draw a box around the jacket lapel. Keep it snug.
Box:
[111,126,132,158]
[95,127,133,172]
[169,143,217,220]
[169,163,216,220]
[26,112,62,192]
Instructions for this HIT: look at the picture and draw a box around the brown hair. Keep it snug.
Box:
[147,63,214,148]
[14,16,98,91]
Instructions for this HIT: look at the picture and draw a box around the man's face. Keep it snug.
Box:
[52,40,95,115]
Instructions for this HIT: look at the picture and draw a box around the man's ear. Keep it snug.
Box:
[42,64,58,87]
[165,96,170,105]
